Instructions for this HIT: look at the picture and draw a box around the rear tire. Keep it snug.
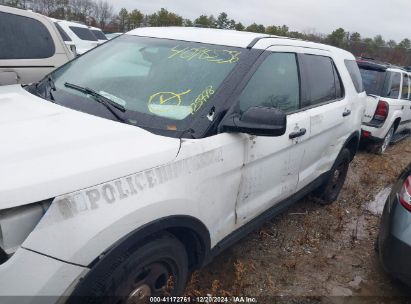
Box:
[312,148,351,205]
[68,232,188,304]
[375,125,394,155]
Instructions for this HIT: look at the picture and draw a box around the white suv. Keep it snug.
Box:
[358,59,411,153]
[56,20,99,55]
[0,27,365,302]
[0,5,74,85]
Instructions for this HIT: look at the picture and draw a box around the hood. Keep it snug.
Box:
[0,85,181,209]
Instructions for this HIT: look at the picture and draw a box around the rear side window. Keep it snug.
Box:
[359,68,386,95]
[0,12,55,59]
[91,30,107,40]
[401,74,410,100]
[69,26,98,41]
[302,54,341,106]
[239,52,300,113]
[55,22,72,41]
[345,60,364,93]
[384,72,401,98]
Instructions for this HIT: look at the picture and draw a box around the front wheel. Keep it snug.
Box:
[68,233,188,304]
[312,148,351,205]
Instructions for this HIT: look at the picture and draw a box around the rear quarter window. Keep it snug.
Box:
[383,72,401,99]
[344,60,364,93]
[69,26,98,41]
[0,12,55,59]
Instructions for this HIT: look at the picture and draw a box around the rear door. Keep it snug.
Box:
[234,47,309,226]
[297,51,351,190]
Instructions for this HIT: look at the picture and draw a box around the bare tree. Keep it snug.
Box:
[92,0,113,29]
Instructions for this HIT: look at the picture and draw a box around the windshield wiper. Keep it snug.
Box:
[64,82,126,112]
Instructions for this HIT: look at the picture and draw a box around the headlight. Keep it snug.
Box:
[0,199,52,263]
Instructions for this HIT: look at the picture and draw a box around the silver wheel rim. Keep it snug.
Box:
[127,284,151,304]
[381,127,394,153]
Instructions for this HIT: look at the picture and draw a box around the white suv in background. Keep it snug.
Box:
[56,20,99,55]
[358,59,411,154]
[0,5,74,85]
[0,27,365,302]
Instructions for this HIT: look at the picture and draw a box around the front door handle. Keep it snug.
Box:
[342,109,351,117]
[289,128,307,139]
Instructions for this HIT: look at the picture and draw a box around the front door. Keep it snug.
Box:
[234,49,309,226]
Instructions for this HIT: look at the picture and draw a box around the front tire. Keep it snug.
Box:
[68,233,188,304]
[312,148,351,205]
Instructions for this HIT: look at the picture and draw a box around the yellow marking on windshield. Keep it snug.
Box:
[147,86,214,117]
[148,89,192,113]
[190,86,215,114]
[169,45,241,64]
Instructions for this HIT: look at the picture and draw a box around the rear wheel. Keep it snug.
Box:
[69,233,188,304]
[312,148,351,205]
[376,125,394,155]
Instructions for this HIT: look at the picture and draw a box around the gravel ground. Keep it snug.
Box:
[184,138,411,303]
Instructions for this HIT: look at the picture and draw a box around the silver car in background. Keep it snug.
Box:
[378,162,411,288]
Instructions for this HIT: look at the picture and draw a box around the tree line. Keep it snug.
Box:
[2,0,411,65]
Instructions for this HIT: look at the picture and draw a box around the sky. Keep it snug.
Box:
[109,0,411,42]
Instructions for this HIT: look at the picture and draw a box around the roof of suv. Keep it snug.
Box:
[357,58,407,73]
[127,27,355,59]
[127,27,272,48]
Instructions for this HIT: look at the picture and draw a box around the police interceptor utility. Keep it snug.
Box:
[0,27,365,303]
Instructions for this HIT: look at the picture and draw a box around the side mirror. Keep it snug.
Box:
[220,106,287,137]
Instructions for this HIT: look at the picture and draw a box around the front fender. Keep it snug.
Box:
[21,142,239,266]
[23,192,205,266]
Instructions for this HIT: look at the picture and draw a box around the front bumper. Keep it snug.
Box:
[0,248,87,303]
[378,195,411,287]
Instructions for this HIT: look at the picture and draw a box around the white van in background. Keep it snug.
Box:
[88,26,108,44]
[0,5,74,85]
[56,20,99,55]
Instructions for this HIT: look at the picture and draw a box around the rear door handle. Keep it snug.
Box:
[289,128,307,139]
[342,109,351,117]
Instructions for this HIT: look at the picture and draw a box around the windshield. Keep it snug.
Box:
[47,35,243,135]
[69,26,98,41]
[359,68,386,95]
[92,30,107,40]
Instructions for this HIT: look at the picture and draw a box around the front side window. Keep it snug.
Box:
[384,72,401,98]
[401,74,410,100]
[239,52,300,113]
[39,35,242,135]
[69,26,98,41]
[303,54,338,106]
[0,12,55,59]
